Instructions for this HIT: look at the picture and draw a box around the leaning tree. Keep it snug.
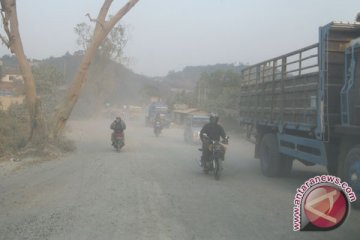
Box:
[0,0,140,149]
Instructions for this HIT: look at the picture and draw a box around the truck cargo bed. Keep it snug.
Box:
[240,44,319,131]
[240,22,360,140]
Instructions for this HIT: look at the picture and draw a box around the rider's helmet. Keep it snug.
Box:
[116,116,121,122]
[209,112,219,124]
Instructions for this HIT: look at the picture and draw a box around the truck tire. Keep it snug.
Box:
[260,134,281,177]
[280,156,293,177]
[327,160,338,176]
[327,145,340,176]
[260,134,292,177]
[342,145,360,209]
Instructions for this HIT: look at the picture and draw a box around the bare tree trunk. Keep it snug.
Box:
[78,55,111,116]
[51,0,139,139]
[1,0,47,146]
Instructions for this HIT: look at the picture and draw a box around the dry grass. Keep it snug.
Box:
[0,103,76,161]
[0,104,29,159]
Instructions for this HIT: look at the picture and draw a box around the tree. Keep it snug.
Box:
[0,0,140,147]
[32,64,64,116]
[74,19,127,63]
[0,0,47,147]
[74,19,128,114]
[51,0,139,139]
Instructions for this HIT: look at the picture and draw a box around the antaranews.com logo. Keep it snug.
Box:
[293,175,357,231]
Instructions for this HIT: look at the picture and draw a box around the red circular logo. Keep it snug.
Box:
[304,185,348,229]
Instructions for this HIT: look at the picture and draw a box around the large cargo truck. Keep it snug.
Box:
[239,21,360,207]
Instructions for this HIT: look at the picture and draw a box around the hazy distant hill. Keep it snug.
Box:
[40,53,150,100]
[154,63,245,90]
[0,54,245,109]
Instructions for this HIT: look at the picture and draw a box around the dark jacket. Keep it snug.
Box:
[200,122,226,142]
[111,120,126,132]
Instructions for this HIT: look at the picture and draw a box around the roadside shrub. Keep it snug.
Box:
[0,103,30,158]
[0,102,77,160]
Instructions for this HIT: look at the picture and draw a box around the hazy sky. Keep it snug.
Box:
[0,0,359,76]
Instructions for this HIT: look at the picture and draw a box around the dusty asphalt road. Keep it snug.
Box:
[0,118,359,240]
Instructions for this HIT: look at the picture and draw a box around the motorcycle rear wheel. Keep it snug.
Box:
[214,158,221,180]
[115,141,123,152]
[203,160,209,174]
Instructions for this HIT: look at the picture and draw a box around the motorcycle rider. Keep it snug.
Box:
[110,116,126,146]
[200,113,228,166]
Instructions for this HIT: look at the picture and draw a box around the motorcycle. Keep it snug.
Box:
[113,131,125,152]
[200,134,229,180]
[154,121,162,137]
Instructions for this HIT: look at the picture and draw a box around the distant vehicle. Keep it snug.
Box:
[146,102,170,127]
[239,21,360,207]
[184,115,209,144]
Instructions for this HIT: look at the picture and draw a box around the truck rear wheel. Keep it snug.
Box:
[327,145,340,176]
[342,145,360,209]
[280,155,293,177]
[260,134,292,177]
[327,161,338,176]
